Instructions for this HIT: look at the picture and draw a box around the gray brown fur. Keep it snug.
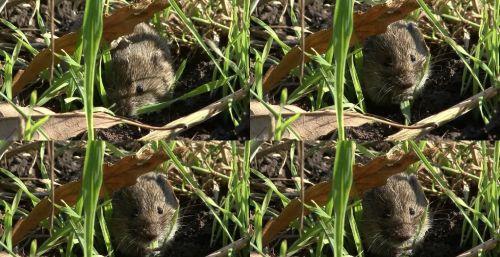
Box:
[106,23,175,116]
[361,174,431,257]
[362,20,430,106]
[110,172,178,257]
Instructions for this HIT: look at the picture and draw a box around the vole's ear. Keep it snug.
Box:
[152,51,165,65]
[408,175,428,205]
[407,174,420,190]
[361,188,376,204]
[112,188,128,204]
[133,22,157,35]
[406,22,418,33]
[407,22,430,55]
[157,173,179,208]
[112,37,132,51]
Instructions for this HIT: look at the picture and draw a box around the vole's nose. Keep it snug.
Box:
[393,230,413,242]
[115,102,134,117]
[400,82,414,89]
[142,230,159,241]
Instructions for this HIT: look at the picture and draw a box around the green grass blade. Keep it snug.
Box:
[330,141,355,257]
[329,0,354,140]
[81,141,105,256]
[81,0,104,140]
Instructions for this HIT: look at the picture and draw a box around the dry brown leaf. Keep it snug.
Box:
[386,87,500,140]
[0,103,173,140]
[12,0,170,96]
[0,104,118,140]
[12,147,186,245]
[140,88,248,140]
[250,101,371,140]
[250,101,427,140]
[261,147,436,245]
[262,0,420,93]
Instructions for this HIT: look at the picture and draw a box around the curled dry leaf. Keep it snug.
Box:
[386,86,500,140]
[262,0,420,93]
[140,88,248,140]
[11,147,186,245]
[0,103,117,140]
[12,0,170,95]
[0,103,180,140]
[251,101,369,140]
[250,101,430,140]
[261,147,436,246]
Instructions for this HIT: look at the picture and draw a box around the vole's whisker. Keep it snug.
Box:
[178,214,198,219]
[377,82,394,101]
[367,232,383,253]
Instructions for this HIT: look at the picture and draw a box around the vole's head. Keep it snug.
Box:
[362,20,430,106]
[111,173,178,248]
[361,174,430,255]
[107,34,175,117]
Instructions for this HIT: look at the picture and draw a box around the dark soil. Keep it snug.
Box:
[1,1,249,141]
[252,0,499,141]
[251,142,335,188]
[414,199,466,257]
[163,196,219,257]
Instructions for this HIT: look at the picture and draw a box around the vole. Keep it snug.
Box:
[361,174,431,257]
[106,23,175,116]
[110,172,179,257]
[362,20,430,106]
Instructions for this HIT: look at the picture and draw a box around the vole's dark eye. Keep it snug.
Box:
[136,84,144,94]
[410,54,416,62]
[157,206,164,214]
[383,209,391,218]
[409,207,416,216]
[131,208,139,218]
